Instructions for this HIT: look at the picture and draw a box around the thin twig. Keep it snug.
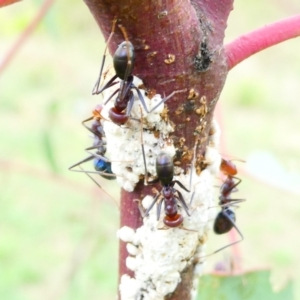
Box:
[0,0,21,8]
[0,0,54,74]
[225,15,300,70]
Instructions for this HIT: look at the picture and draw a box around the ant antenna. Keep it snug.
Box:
[93,17,118,94]
[78,165,119,207]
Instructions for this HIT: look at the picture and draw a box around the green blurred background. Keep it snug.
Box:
[0,1,299,299]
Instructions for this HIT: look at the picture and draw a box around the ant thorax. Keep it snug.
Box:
[99,76,176,192]
[118,120,222,300]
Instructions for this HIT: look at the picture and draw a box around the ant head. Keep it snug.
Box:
[213,209,236,234]
[220,158,237,176]
[92,104,104,120]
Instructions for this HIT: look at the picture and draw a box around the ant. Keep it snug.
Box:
[194,158,245,262]
[92,18,185,125]
[213,158,244,245]
[138,152,191,228]
[69,105,115,180]
[92,19,149,125]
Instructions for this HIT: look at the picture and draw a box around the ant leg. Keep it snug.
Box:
[93,74,119,95]
[195,214,244,262]
[85,150,135,164]
[146,178,160,185]
[132,85,149,113]
[136,105,149,184]
[189,191,196,207]
[78,165,119,207]
[124,92,135,117]
[69,154,117,179]
[135,195,163,222]
[69,155,94,171]
[70,167,117,178]
[230,175,241,186]
[175,190,191,216]
[173,180,190,193]
[143,193,161,217]
[92,18,117,94]
[81,118,105,137]
[85,150,110,162]
[85,143,106,151]
[221,176,242,193]
[156,197,164,221]
[119,75,134,99]
[148,89,187,113]
[230,176,242,190]
[103,85,119,104]
[219,198,245,209]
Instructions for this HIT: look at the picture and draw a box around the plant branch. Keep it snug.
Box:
[0,0,21,8]
[225,15,300,70]
[0,0,54,74]
[83,0,233,299]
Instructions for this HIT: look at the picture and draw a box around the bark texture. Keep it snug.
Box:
[83,0,233,298]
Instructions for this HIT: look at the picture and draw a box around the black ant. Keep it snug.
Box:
[213,159,244,245]
[92,19,149,125]
[69,105,115,179]
[138,152,191,228]
[194,159,245,262]
[92,18,186,125]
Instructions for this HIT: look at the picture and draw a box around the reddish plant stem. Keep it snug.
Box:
[0,0,21,7]
[83,0,233,298]
[0,0,54,74]
[225,15,300,70]
[84,0,232,153]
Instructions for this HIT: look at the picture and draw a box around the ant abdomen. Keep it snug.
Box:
[113,41,135,80]
[163,214,184,227]
[108,107,128,125]
[213,209,236,234]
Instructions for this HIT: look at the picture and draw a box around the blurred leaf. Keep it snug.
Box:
[47,100,59,118]
[41,128,59,173]
[198,270,293,300]
[40,100,60,173]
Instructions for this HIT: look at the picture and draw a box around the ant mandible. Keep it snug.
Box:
[138,152,191,228]
[92,18,185,125]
